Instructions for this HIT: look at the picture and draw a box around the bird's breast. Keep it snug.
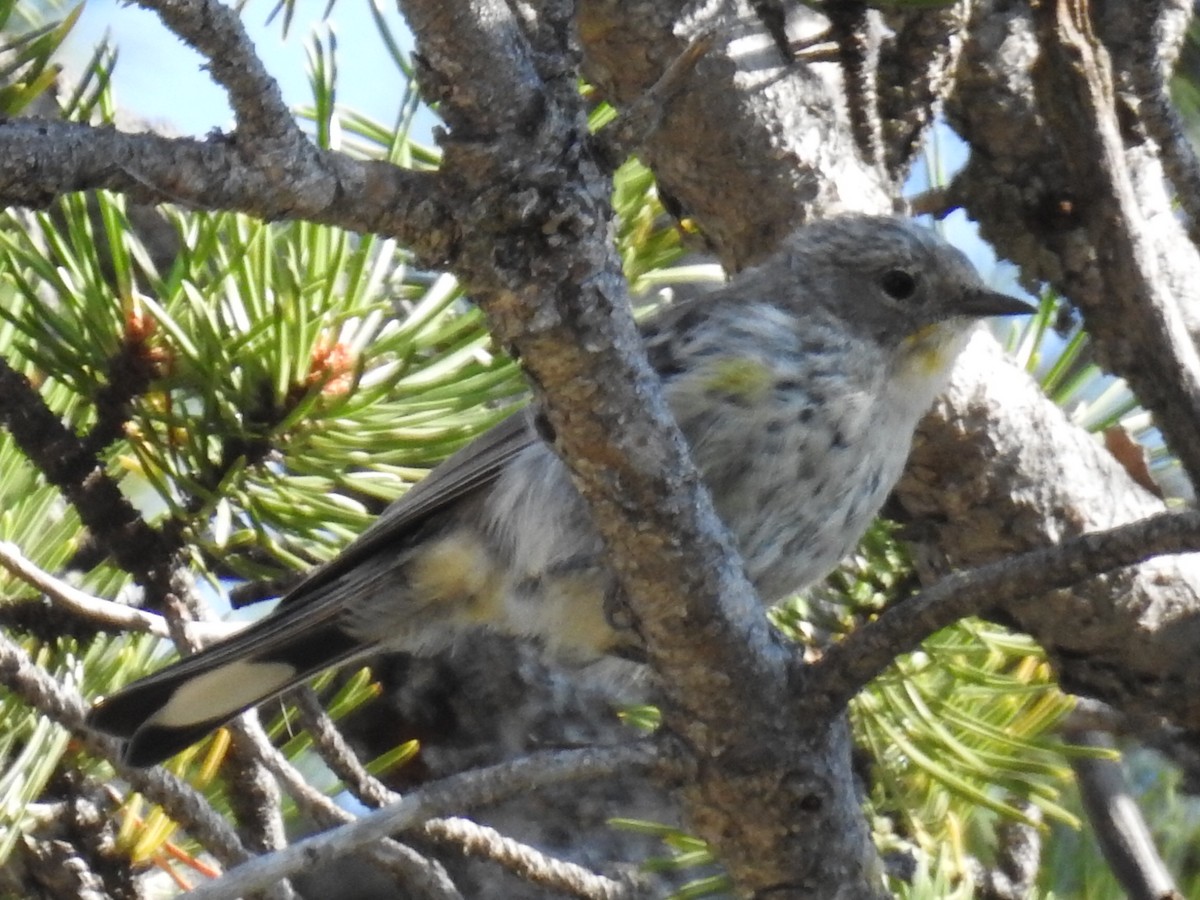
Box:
[670,346,911,603]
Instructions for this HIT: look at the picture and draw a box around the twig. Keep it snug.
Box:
[0,629,249,867]
[236,715,462,900]
[877,3,971,180]
[0,355,178,599]
[423,817,636,900]
[292,686,394,806]
[1063,730,1182,900]
[0,541,237,645]
[291,689,632,897]
[904,184,955,219]
[183,742,659,900]
[970,802,1042,900]
[808,509,1200,713]
[1065,699,1200,796]
[134,0,298,145]
[223,724,294,898]
[749,0,792,62]
[828,1,883,168]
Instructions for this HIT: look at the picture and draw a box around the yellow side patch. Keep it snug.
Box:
[702,357,774,402]
[408,531,504,623]
[543,571,617,657]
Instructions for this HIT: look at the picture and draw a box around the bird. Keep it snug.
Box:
[87,215,1033,766]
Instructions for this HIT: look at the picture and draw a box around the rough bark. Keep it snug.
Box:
[4,0,1200,896]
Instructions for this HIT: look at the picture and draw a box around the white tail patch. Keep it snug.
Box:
[148,660,298,728]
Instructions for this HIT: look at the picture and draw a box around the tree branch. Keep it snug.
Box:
[422,818,636,900]
[1063,729,1182,900]
[401,0,545,137]
[0,355,182,602]
[222,727,294,894]
[808,509,1200,715]
[289,689,636,898]
[182,743,659,900]
[230,715,462,900]
[877,4,972,181]
[590,29,718,171]
[134,0,298,143]
[1030,0,1200,489]
[0,630,250,868]
[0,541,237,645]
[0,119,454,260]
[397,0,890,893]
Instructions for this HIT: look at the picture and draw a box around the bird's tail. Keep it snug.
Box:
[87,619,365,767]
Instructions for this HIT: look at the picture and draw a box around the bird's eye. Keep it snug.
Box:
[880,268,918,301]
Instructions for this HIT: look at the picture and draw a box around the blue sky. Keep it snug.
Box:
[62,0,413,137]
[57,1,1016,293]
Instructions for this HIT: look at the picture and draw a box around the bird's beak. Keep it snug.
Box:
[960,289,1037,318]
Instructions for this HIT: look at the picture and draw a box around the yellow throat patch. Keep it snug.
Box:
[900,323,958,376]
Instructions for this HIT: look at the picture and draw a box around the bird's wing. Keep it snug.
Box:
[87,408,538,749]
[118,408,536,679]
[279,406,537,603]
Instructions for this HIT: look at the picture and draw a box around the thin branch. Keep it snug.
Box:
[808,510,1200,714]
[0,355,179,598]
[0,629,249,867]
[183,743,659,900]
[1063,730,1183,900]
[81,331,161,459]
[0,541,237,645]
[905,184,955,218]
[291,690,632,897]
[134,0,298,144]
[877,3,972,181]
[423,817,636,900]
[0,120,454,260]
[1127,17,1200,248]
[236,715,463,900]
[222,725,294,895]
[292,686,393,806]
[828,1,883,168]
